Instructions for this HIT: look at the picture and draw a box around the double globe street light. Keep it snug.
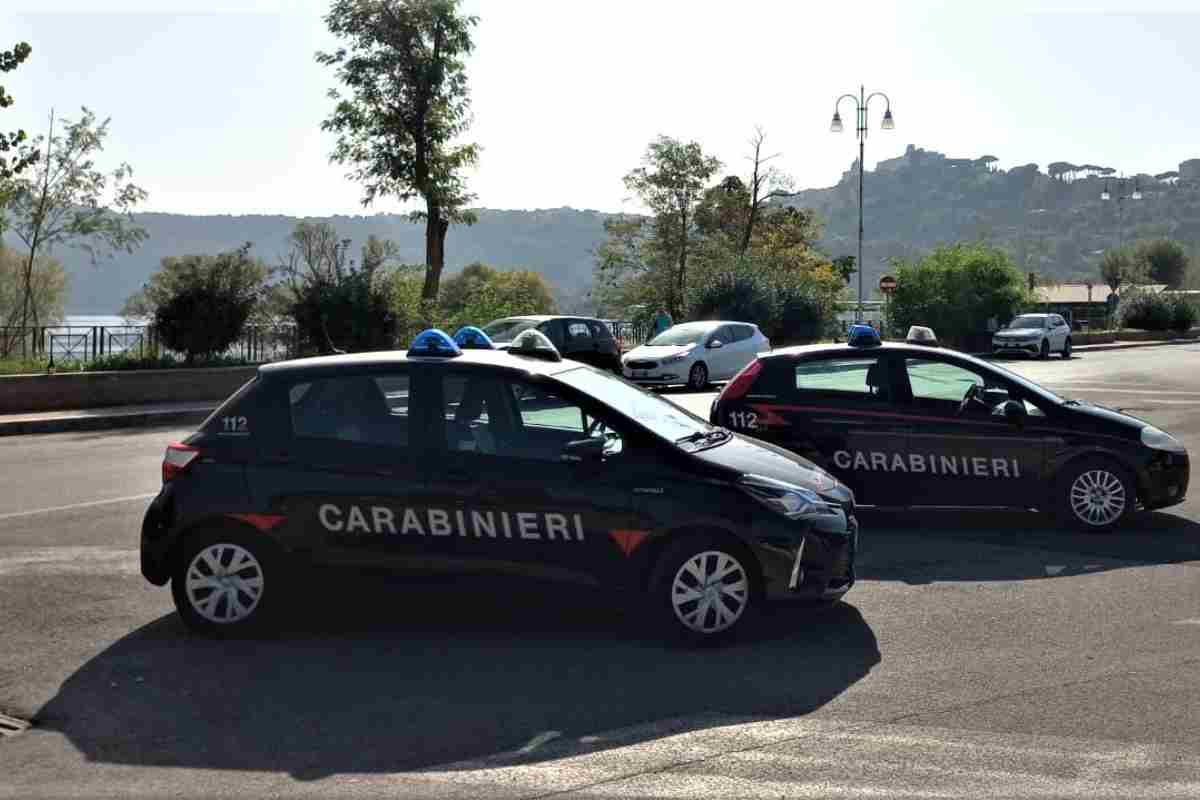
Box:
[1100,175,1142,247]
[831,86,894,323]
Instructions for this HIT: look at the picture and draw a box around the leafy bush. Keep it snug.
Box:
[293,269,397,355]
[889,243,1029,345]
[1119,290,1174,331]
[1171,296,1198,332]
[691,272,774,328]
[773,285,827,343]
[87,352,249,371]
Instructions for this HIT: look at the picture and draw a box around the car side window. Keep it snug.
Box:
[440,375,501,455]
[793,356,892,402]
[904,359,986,403]
[587,320,612,341]
[709,326,732,346]
[566,321,592,343]
[504,380,623,461]
[289,373,410,447]
[538,320,566,349]
[734,325,755,342]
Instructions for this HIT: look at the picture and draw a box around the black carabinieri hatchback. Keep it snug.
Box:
[710,339,1189,531]
[141,329,857,643]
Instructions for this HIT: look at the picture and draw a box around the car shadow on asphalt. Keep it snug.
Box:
[856,507,1200,584]
[32,575,879,779]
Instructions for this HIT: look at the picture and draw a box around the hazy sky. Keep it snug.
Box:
[4,0,1200,217]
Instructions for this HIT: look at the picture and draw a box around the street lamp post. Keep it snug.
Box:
[1100,175,1142,248]
[831,85,894,322]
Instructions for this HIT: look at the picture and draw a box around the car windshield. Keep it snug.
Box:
[647,322,713,346]
[481,318,541,343]
[554,366,726,447]
[1008,315,1047,329]
[952,351,1065,404]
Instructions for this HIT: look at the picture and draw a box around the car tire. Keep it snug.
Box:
[648,534,757,645]
[688,362,709,390]
[1053,458,1135,532]
[171,527,281,636]
[1039,339,1050,359]
[1062,338,1072,359]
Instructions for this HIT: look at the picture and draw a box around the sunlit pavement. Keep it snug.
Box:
[1,345,1199,797]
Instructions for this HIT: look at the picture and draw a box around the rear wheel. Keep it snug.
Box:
[171,528,280,635]
[1062,338,1072,358]
[649,535,756,644]
[688,362,709,390]
[1053,458,1135,532]
[1039,339,1050,359]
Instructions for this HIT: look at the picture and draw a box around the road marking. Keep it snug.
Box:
[0,493,156,522]
[1172,619,1200,626]
[518,730,562,754]
[0,546,140,576]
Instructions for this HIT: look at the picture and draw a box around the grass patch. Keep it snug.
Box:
[0,353,251,375]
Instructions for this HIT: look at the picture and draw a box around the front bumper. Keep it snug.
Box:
[992,339,1041,354]
[624,367,686,385]
[758,513,858,603]
[1141,451,1190,511]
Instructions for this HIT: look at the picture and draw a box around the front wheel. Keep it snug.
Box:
[650,535,756,644]
[1062,338,1072,359]
[1054,459,1135,532]
[171,528,280,635]
[687,362,709,390]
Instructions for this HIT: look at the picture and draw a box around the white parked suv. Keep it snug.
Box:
[992,313,1072,359]
[623,321,771,389]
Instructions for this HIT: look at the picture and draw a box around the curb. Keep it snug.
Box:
[0,407,214,438]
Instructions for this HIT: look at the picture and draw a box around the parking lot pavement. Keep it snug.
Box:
[1,345,1199,797]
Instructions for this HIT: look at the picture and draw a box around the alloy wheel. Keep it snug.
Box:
[670,550,749,634]
[185,543,265,624]
[1069,469,1126,527]
[689,363,707,390]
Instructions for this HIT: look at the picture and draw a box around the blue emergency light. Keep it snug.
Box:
[452,326,496,350]
[847,323,882,348]
[408,328,462,358]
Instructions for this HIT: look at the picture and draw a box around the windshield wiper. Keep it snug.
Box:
[676,429,730,446]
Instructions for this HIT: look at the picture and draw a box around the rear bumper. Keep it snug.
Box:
[140,490,174,586]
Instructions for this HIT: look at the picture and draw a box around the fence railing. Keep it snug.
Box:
[0,324,301,366]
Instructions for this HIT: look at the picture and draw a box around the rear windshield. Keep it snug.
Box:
[482,318,541,343]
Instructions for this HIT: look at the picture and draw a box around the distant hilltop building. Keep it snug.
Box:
[1180,159,1200,181]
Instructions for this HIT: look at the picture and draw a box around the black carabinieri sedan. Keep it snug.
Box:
[710,340,1189,531]
[142,329,857,643]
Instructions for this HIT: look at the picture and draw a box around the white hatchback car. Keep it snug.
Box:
[623,321,771,389]
[991,313,1072,359]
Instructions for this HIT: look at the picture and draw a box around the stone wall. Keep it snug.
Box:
[0,366,258,415]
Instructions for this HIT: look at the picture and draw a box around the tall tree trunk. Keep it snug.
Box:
[420,206,450,301]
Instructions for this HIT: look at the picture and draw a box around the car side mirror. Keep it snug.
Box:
[708,339,723,349]
[561,437,606,463]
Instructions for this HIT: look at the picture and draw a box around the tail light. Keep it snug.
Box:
[718,358,763,403]
[162,442,200,483]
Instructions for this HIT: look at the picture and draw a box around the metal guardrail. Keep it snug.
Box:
[0,324,300,365]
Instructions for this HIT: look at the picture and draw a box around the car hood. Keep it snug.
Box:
[1061,399,1149,432]
[693,432,853,506]
[995,327,1043,337]
[625,344,696,360]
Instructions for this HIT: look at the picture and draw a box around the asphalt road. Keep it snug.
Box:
[2,344,1199,798]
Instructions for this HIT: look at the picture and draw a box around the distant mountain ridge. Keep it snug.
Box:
[24,145,1200,314]
[39,208,614,314]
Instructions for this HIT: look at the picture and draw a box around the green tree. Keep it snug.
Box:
[888,243,1030,345]
[623,136,721,318]
[0,243,65,328]
[1134,239,1188,288]
[0,41,37,193]
[831,255,856,285]
[1,108,147,338]
[318,0,480,302]
[147,245,266,365]
[1098,245,1146,295]
[122,244,271,322]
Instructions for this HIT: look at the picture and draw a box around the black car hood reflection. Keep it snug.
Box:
[692,432,852,504]
[1062,399,1148,432]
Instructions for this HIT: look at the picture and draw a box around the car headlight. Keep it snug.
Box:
[661,349,692,364]
[738,474,837,518]
[1142,425,1187,454]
